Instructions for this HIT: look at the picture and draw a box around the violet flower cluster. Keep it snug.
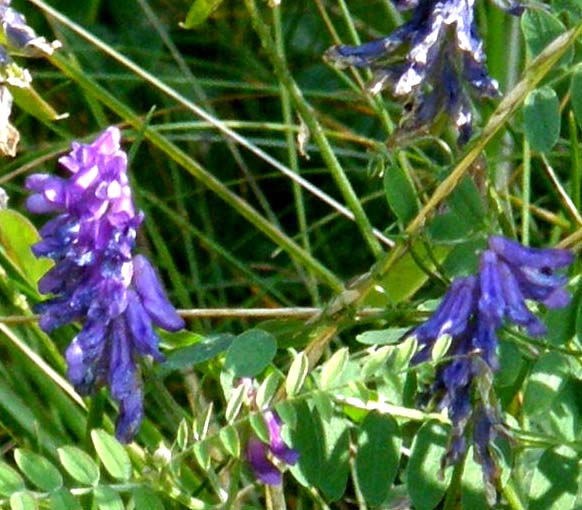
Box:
[246,409,299,485]
[324,0,524,143]
[408,235,573,500]
[26,127,184,442]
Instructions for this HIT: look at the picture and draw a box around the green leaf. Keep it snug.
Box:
[320,347,348,389]
[356,327,408,345]
[193,442,211,471]
[159,333,234,376]
[290,402,324,488]
[361,346,392,380]
[0,210,52,288]
[384,161,418,225]
[9,491,37,510]
[428,211,471,242]
[224,382,246,423]
[10,85,66,123]
[181,0,225,28]
[461,447,492,510]
[521,10,572,65]
[131,487,165,510]
[387,336,417,373]
[545,290,579,346]
[318,416,350,501]
[356,413,401,507]
[529,446,579,510]
[367,242,450,306]
[0,462,25,496]
[447,177,485,228]
[255,372,281,409]
[524,87,561,153]
[57,446,100,486]
[224,329,277,378]
[429,177,485,241]
[275,400,297,429]
[406,421,452,510]
[249,413,270,443]
[176,419,190,450]
[91,429,132,481]
[553,0,582,21]
[523,351,570,417]
[570,66,582,131]
[219,425,240,458]
[49,489,80,510]
[94,486,124,510]
[14,449,63,491]
[312,391,334,423]
[431,334,451,362]
[286,352,308,397]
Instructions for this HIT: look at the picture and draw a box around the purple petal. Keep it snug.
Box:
[478,251,505,323]
[488,236,574,270]
[497,261,546,336]
[264,410,299,465]
[66,320,108,393]
[415,276,478,342]
[132,255,184,332]
[108,317,137,400]
[125,290,164,361]
[246,436,282,486]
[474,321,499,371]
[115,385,144,444]
[542,288,571,309]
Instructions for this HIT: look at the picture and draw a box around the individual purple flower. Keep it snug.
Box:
[407,235,572,498]
[246,409,299,485]
[324,0,524,143]
[26,127,184,442]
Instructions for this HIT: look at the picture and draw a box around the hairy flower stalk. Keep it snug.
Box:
[324,0,524,143]
[26,127,184,442]
[408,236,573,501]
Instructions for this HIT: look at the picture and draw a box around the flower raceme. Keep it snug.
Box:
[407,236,573,501]
[324,0,524,143]
[26,127,184,442]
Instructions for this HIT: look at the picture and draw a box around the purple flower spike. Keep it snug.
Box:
[325,0,524,143]
[246,410,298,485]
[27,127,184,442]
[406,235,573,499]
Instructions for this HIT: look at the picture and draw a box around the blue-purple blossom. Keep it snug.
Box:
[246,409,299,485]
[324,0,524,143]
[26,127,184,442]
[407,235,573,499]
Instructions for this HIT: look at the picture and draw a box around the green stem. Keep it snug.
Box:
[273,6,320,304]
[569,111,581,212]
[502,478,526,510]
[521,138,531,245]
[244,0,384,259]
[285,23,582,382]
[29,0,385,250]
[42,52,344,292]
